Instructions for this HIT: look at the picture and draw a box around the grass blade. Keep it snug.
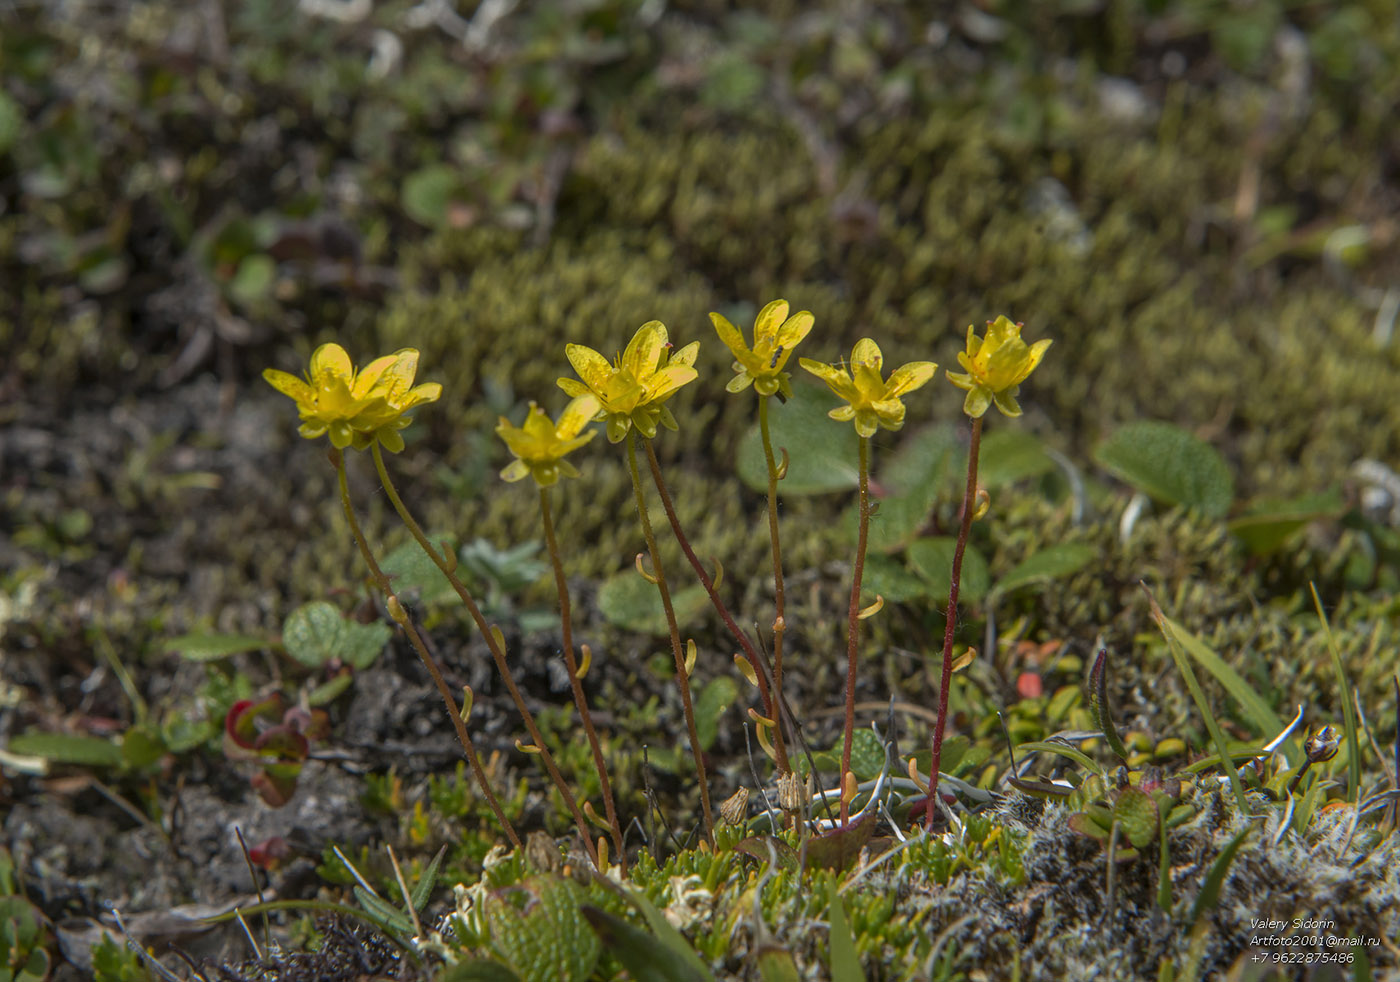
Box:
[1152,610,1283,740]
[1144,586,1251,816]
[1310,583,1361,803]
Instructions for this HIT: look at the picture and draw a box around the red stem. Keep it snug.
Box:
[926,416,982,828]
[840,436,871,825]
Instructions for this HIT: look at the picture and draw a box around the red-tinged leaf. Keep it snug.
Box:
[1016,671,1043,699]
[803,810,876,873]
[254,725,309,762]
[225,693,284,749]
[251,765,300,807]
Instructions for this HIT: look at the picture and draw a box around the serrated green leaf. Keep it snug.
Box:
[484,877,600,982]
[163,632,267,662]
[737,382,860,495]
[907,537,989,605]
[995,543,1096,595]
[7,731,124,768]
[695,676,738,752]
[596,572,708,636]
[1094,421,1233,518]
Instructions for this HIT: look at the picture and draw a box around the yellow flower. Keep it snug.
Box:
[798,339,936,438]
[558,320,700,443]
[945,316,1052,418]
[710,299,814,400]
[262,343,442,452]
[495,395,600,487]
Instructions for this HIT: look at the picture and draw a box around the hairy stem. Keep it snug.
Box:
[332,451,519,848]
[539,485,625,871]
[758,395,788,740]
[840,435,871,825]
[642,438,791,775]
[926,415,982,828]
[628,431,714,844]
[370,444,597,866]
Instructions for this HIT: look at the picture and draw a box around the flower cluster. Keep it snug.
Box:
[262,343,441,452]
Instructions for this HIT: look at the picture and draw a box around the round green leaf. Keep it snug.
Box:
[907,536,990,605]
[860,554,930,605]
[1093,421,1234,518]
[977,428,1055,490]
[596,573,709,636]
[695,676,738,752]
[737,382,859,495]
[402,164,461,228]
[282,601,345,668]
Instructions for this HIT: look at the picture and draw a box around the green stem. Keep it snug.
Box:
[840,436,871,825]
[642,438,791,775]
[332,451,519,849]
[539,484,625,871]
[370,444,597,867]
[628,431,714,845]
[926,416,982,828]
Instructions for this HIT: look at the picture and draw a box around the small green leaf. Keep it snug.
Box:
[581,906,712,982]
[402,164,461,228]
[828,882,864,981]
[164,632,267,662]
[976,428,1055,490]
[120,726,167,770]
[8,731,124,768]
[845,493,935,553]
[1088,648,1130,762]
[438,961,522,982]
[1113,787,1160,849]
[847,727,885,782]
[695,676,738,752]
[737,382,860,495]
[1094,422,1234,518]
[1228,488,1344,555]
[596,573,709,636]
[229,253,276,306]
[907,537,990,605]
[282,602,390,670]
[620,889,716,981]
[803,810,876,873]
[307,671,355,707]
[1189,826,1251,926]
[756,946,801,982]
[0,91,22,154]
[884,424,958,500]
[381,538,458,606]
[995,543,1095,595]
[859,555,929,604]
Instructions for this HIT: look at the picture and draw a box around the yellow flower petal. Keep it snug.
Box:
[850,338,883,371]
[309,343,353,386]
[565,344,614,391]
[885,361,936,397]
[263,368,313,402]
[621,322,666,381]
[710,312,748,362]
[753,299,789,348]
